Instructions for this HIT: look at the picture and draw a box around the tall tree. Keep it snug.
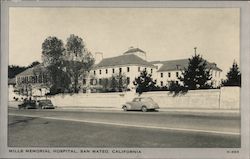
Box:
[179,53,212,90]
[222,61,241,86]
[133,69,156,95]
[65,34,95,93]
[41,36,70,94]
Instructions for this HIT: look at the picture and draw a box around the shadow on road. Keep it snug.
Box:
[8,117,36,126]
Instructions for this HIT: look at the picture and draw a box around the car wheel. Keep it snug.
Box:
[122,106,127,111]
[141,106,147,112]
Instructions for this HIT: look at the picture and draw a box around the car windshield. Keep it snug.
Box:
[132,98,140,102]
[39,100,52,104]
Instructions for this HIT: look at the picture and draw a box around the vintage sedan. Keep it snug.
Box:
[18,100,37,109]
[37,99,55,109]
[122,97,160,112]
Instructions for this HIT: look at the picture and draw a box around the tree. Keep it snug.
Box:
[42,36,65,66]
[133,69,156,95]
[41,36,70,94]
[27,61,40,68]
[222,61,241,86]
[8,65,26,79]
[65,34,95,93]
[8,61,41,79]
[109,73,128,92]
[179,54,212,90]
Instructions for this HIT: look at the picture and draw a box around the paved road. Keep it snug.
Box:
[8,108,240,148]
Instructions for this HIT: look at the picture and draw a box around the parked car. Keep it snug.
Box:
[18,100,37,109]
[37,99,55,109]
[122,97,160,112]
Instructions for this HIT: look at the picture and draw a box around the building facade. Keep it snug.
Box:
[151,59,222,87]
[88,48,156,90]
[15,64,50,96]
[13,47,223,95]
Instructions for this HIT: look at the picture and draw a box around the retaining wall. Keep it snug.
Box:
[46,87,240,110]
[8,87,240,110]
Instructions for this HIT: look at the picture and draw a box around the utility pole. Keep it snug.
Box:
[194,47,197,56]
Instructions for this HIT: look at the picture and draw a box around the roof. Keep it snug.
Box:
[16,64,47,77]
[123,47,146,54]
[94,54,154,68]
[151,59,222,72]
[8,78,16,85]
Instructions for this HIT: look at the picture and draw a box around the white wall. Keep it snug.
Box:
[220,87,240,109]
[46,87,240,110]
[92,65,156,89]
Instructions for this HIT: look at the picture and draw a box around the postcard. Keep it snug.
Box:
[1,1,249,159]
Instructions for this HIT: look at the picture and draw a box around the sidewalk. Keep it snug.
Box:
[8,101,240,117]
[55,106,240,117]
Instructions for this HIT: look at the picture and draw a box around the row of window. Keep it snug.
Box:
[86,77,131,85]
[160,80,179,87]
[17,75,48,84]
[94,67,154,75]
[160,71,220,78]
[160,72,179,78]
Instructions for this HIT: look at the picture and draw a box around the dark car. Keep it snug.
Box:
[122,97,160,112]
[18,100,37,109]
[37,99,55,109]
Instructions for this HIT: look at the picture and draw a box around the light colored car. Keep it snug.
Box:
[122,97,160,112]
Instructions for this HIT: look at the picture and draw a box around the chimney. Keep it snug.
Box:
[95,52,103,64]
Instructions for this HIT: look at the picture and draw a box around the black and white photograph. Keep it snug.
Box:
[1,1,250,159]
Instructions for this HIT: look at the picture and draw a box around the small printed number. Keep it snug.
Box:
[226,150,239,154]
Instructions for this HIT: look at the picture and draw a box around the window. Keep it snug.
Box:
[112,68,115,73]
[160,81,163,86]
[119,68,122,73]
[90,79,93,85]
[83,79,86,85]
[99,70,102,75]
[127,77,130,84]
[133,98,140,102]
[99,79,102,85]
[161,73,163,78]
[151,69,153,74]
[106,69,108,74]
[176,72,179,77]
[94,70,96,75]
[43,74,47,83]
[127,67,130,72]
[138,67,140,72]
[168,72,171,77]
[38,75,42,83]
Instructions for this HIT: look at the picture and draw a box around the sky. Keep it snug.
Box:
[9,7,239,78]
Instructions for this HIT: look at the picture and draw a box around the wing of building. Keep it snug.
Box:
[150,58,222,87]
[15,64,50,96]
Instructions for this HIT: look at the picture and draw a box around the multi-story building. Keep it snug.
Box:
[13,47,223,95]
[88,47,156,90]
[151,59,222,87]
